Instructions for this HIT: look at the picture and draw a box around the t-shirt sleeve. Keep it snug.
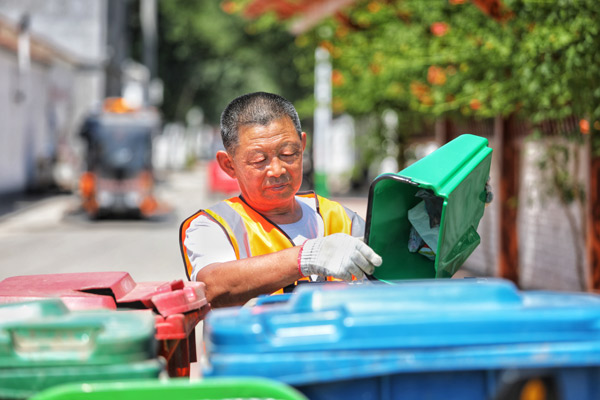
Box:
[184,214,236,281]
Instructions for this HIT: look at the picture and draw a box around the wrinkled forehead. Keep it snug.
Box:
[238,113,295,132]
[232,117,302,156]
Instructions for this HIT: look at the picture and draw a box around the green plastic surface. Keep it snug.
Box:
[365,134,492,282]
[0,299,157,367]
[30,378,308,400]
[0,299,162,399]
[0,360,162,400]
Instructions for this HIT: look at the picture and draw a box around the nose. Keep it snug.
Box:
[266,157,286,178]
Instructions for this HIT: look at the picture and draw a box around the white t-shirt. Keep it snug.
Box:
[184,200,363,281]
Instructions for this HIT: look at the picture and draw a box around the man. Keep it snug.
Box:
[179,92,382,308]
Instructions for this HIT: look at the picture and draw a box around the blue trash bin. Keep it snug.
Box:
[203,279,600,400]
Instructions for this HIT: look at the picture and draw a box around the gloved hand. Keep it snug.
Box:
[299,233,383,281]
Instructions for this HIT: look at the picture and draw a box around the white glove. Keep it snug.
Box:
[299,233,383,281]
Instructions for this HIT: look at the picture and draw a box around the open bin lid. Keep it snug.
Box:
[364,134,492,281]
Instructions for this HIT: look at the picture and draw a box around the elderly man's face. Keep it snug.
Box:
[225,116,306,213]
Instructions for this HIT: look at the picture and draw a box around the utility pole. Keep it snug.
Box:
[313,46,332,196]
[105,0,129,97]
[140,0,157,79]
[16,14,30,104]
[140,0,162,106]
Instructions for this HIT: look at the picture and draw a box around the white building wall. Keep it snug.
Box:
[0,47,26,193]
[0,0,105,63]
[0,0,106,194]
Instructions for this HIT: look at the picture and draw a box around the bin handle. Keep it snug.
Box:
[9,325,102,358]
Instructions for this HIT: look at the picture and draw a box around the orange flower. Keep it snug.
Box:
[449,0,467,4]
[410,81,429,97]
[221,1,236,14]
[319,40,334,53]
[431,22,449,37]
[367,1,381,13]
[580,119,590,134]
[369,63,382,75]
[427,66,447,85]
[469,99,481,110]
[410,81,433,106]
[332,70,345,87]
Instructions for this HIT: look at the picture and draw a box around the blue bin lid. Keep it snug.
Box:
[204,279,600,383]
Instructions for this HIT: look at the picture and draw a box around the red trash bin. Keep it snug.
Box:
[208,159,239,194]
[0,272,210,378]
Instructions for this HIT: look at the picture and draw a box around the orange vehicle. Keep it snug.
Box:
[78,98,161,218]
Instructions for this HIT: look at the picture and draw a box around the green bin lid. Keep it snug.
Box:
[365,134,493,282]
[0,359,162,400]
[0,299,157,368]
[29,377,308,400]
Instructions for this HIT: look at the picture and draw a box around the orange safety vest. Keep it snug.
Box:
[179,191,361,293]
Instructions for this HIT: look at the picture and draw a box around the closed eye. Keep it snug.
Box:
[249,155,267,165]
[280,151,299,161]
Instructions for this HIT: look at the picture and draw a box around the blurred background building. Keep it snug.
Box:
[0,0,105,194]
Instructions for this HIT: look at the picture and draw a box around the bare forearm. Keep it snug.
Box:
[196,246,302,308]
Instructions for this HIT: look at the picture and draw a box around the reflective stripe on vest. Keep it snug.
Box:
[180,191,356,285]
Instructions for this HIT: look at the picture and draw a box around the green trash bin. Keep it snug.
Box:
[365,134,493,282]
[0,299,163,399]
[29,378,308,400]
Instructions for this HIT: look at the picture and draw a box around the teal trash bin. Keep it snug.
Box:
[204,279,600,400]
[0,299,163,399]
[364,134,493,281]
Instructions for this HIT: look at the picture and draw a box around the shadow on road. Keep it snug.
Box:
[62,203,179,227]
[0,190,70,220]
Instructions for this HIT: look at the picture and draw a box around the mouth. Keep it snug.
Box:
[266,182,289,191]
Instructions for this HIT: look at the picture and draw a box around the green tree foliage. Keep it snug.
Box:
[235,0,600,149]
[156,0,311,124]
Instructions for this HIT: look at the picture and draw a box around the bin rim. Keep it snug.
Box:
[364,173,416,281]
[29,377,308,400]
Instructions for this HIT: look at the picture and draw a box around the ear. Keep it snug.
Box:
[216,151,237,179]
[301,132,307,151]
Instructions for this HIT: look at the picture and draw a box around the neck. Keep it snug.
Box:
[243,196,302,225]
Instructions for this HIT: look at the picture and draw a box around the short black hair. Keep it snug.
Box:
[220,92,302,153]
